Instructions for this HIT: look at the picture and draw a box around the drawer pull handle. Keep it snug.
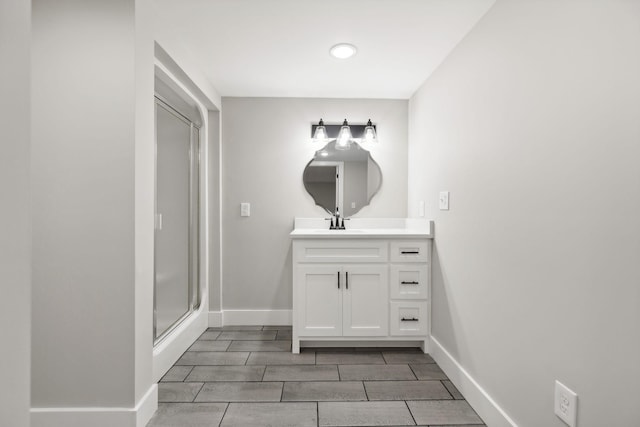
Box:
[401,317,419,322]
[401,250,419,254]
[337,271,340,289]
[401,281,419,285]
[346,271,349,289]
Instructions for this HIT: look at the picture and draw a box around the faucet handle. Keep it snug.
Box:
[325,216,337,230]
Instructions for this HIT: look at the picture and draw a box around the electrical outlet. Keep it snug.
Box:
[439,191,449,210]
[554,380,578,426]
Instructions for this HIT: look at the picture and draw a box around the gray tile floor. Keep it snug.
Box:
[147,326,485,427]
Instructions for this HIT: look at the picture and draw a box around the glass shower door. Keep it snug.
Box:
[154,98,200,343]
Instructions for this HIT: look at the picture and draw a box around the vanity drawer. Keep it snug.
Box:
[390,265,429,300]
[390,302,428,336]
[293,240,389,263]
[390,241,429,263]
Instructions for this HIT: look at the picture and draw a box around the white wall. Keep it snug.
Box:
[135,0,155,407]
[0,1,31,426]
[221,97,408,313]
[31,1,155,423]
[408,1,640,426]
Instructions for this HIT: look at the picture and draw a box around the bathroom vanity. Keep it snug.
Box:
[290,218,433,353]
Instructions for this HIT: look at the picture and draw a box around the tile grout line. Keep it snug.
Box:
[404,400,418,426]
[407,363,419,380]
[191,382,206,402]
[184,365,194,382]
[260,364,267,381]
[441,379,455,400]
[217,402,230,427]
[362,380,370,402]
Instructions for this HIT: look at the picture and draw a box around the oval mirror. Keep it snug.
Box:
[303,141,382,217]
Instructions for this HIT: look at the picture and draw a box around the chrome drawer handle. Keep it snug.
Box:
[401,250,419,254]
[401,281,419,285]
[401,317,419,322]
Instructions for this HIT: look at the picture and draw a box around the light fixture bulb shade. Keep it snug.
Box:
[312,119,329,143]
[362,119,378,143]
[335,120,352,150]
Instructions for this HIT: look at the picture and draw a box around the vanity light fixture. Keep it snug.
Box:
[362,119,378,143]
[310,119,378,147]
[335,119,353,150]
[312,118,330,143]
[330,43,357,59]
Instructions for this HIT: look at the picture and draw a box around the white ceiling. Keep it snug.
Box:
[152,0,495,99]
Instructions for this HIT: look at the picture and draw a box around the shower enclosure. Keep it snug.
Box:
[154,96,200,344]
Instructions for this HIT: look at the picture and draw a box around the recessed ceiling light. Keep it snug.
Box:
[330,43,357,59]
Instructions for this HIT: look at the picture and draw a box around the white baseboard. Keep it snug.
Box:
[135,384,158,427]
[208,310,222,327]
[31,384,157,427]
[429,335,518,427]
[153,307,208,383]
[210,309,292,326]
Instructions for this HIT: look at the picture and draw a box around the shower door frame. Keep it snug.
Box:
[153,95,201,345]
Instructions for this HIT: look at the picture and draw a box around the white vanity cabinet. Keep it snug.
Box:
[291,220,433,354]
[296,263,388,338]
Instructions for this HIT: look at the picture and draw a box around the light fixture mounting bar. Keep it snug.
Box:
[310,123,376,139]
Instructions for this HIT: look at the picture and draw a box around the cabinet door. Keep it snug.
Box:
[342,265,388,337]
[296,265,342,336]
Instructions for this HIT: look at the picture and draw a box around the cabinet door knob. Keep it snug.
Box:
[401,317,419,322]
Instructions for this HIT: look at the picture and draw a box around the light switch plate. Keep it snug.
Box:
[240,202,250,217]
[439,191,450,210]
[554,380,578,427]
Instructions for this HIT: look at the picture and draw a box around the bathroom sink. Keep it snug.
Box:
[310,229,365,233]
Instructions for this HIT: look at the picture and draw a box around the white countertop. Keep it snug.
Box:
[289,218,434,239]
